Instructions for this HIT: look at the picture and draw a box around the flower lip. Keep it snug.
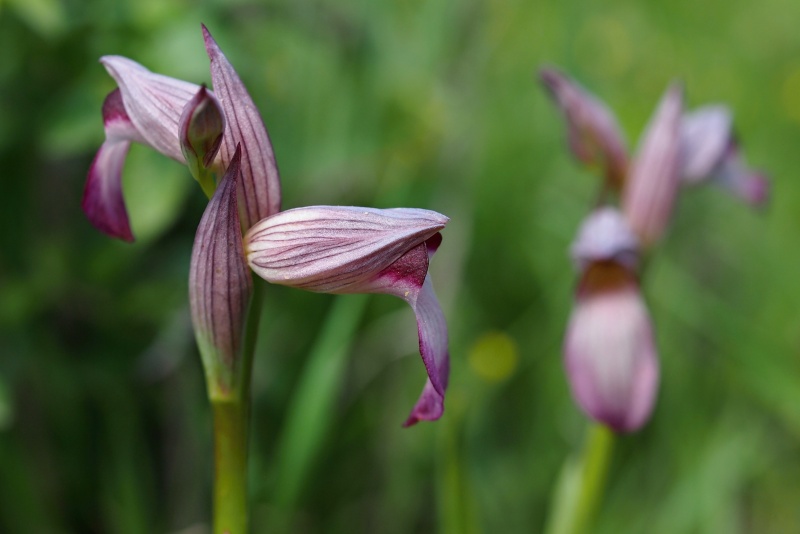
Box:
[565,262,659,433]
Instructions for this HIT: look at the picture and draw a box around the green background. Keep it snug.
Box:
[1,0,799,532]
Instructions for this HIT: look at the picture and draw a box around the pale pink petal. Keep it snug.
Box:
[203,24,281,230]
[101,55,200,162]
[680,105,732,183]
[622,83,684,248]
[245,206,448,293]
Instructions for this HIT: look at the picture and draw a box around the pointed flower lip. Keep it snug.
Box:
[570,207,639,272]
[100,55,202,162]
[189,144,254,397]
[244,206,449,293]
[564,262,659,433]
[203,24,282,230]
[539,67,629,188]
[622,82,685,248]
[244,205,450,425]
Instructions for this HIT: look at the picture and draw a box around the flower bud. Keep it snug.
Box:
[180,85,225,190]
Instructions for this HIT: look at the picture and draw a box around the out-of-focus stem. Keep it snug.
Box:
[544,423,615,534]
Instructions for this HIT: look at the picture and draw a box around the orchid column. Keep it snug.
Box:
[83,25,451,533]
[539,68,768,534]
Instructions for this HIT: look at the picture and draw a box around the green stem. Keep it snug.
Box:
[213,399,249,534]
[211,282,265,534]
[544,423,615,534]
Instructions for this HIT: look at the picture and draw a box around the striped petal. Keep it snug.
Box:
[189,145,253,398]
[101,55,200,162]
[203,25,281,230]
[681,105,732,183]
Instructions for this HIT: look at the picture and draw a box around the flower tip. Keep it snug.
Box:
[742,172,770,207]
[401,382,445,428]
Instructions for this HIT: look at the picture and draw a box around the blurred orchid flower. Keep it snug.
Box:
[539,67,629,190]
[621,84,684,248]
[680,105,769,206]
[244,206,450,426]
[83,25,281,242]
[565,209,657,432]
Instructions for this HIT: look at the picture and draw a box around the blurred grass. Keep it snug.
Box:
[2,0,800,532]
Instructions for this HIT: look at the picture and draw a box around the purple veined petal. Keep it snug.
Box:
[202,24,281,230]
[189,145,254,397]
[82,89,147,242]
[570,207,640,272]
[539,67,629,189]
[622,82,684,248]
[680,105,732,183]
[244,206,448,293]
[564,261,659,433]
[101,55,201,162]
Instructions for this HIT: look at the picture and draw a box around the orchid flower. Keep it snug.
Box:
[82,25,281,242]
[542,67,769,433]
[85,25,451,426]
[565,208,658,433]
